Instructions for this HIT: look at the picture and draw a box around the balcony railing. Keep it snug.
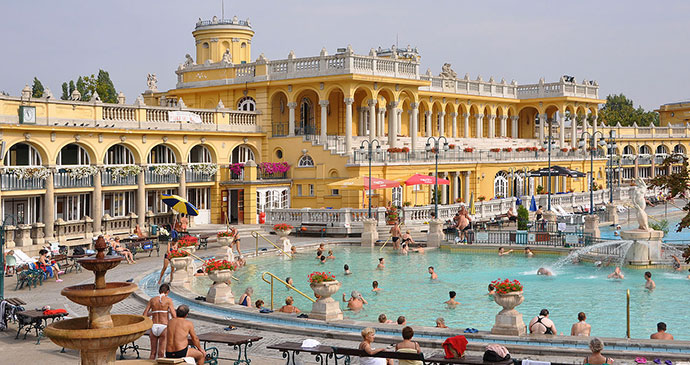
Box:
[145,169,180,184]
[54,172,93,189]
[186,169,215,183]
[638,155,652,165]
[0,173,45,191]
[101,170,137,186]
[257,169,288,180]
[351,149,606,164]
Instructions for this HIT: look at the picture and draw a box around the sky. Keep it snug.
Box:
[1,0,689,111]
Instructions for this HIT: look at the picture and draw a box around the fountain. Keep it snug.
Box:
[44,237,152,365]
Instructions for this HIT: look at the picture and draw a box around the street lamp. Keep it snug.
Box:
[0,214,17,300]
[360,139,381,218]
[605,130,617,204]
[542,118,558,211]
[579,131,607,214]
[425,136,449,218]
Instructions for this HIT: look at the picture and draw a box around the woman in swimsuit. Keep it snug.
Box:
[158,238,179,284]
[230,227,241,257]
[37,249,63,282]
[395,326,422,365]
[143,283,176,360]
[583,337,612,365]
[359,327,393,365]
[238,287,253,307]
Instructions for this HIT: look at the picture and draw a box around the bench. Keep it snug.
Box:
[198,234,209,250]
[298,222,328,237]
[51,254,78,274]
[121,237,159,259]
[268,341,513,365]
[15,309,68,345]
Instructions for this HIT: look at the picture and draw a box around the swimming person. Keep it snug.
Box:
[372,280,381,292]
[571,312,591,336]
[644,271,655,290]
[378,314,392,323]
[537,267,553,276]
[487,284,496,296]
[524,247,534,257]
[320,255,327,264]
[285,277,294,287]
[650,322,674,340]
[397,316,406,326]
[377,257,385,270]
[343,291,368,311]
[529,309,557,335]
[327,250,336,260]
[498,247,513,256]
[444,291,459,307]
[344,264,352,275]
[607,267,624,279]
[671,255,682,271]
[143,284,176,360]
[428,266,438,280]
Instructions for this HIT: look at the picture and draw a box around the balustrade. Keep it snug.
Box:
[54,171,94,188]
[101,170,137,186]
[0,173,45,190]
[186,168,216,183]
[145,168,180,184]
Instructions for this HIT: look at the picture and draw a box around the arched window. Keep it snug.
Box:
[188,145,212,163]
[513,174,524,197]
[623,145,635,155]
[673,144,686,155]
[237,97,256,112]
[3,143,41,166]
[104,144,135,165]
[298,155,314,167]
[299,98,314,134]
[147,144,176,164]
[231,145,255,164]
[639,145,651,155]
[656,145,669,155]
[57,144,90,165]
[494,171,508,198]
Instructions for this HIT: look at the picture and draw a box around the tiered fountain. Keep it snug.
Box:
[44,237,152,365]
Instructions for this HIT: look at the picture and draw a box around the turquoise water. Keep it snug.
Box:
[190,247,690,340]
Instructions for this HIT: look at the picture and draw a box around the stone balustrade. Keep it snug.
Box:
[517,78,599,99]
[420,74,518,98]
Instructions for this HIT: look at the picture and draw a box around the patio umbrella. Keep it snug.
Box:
[161,194,199,216]
[469,192,475,215]
[528,165,585,178]
[401,173,450,186]
[327,176,400,190]
[529,195,537,212]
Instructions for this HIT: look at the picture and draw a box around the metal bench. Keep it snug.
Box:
[298,222,328,237]
[121,237,159,259]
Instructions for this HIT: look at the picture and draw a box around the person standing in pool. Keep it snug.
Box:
[444,291,459,307]
[571,312,591,336]
[671,255,682,271]
[487,283,496,296]
[650,322,674,340]
[377,257,385,270]
[428,266,438,280]
[607,267,624,279]
[390,221,402,250]
[644,271,656,290]
[344,264,352,275]
[525,247,534,257]
[498,247,513,256]
[372,280,382,292]
[343,291,368,311]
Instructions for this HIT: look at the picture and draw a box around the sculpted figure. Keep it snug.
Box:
[221,49,232,64]
[632,178,649,231]
[146,73,158,92]
[440,63,457,79]
[183,54,194,68]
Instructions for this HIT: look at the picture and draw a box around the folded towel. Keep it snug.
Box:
[301,339,321,348]
[522,360,551,365]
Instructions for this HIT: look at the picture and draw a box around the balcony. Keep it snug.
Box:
[257,169,287,180]
[54,171,93,189]
[621,156,636,166]
[638,155,652,165]
[186,169,216,183]
[0,173,45,191]
[101,170,137,186]
[145,168,180,185]
[350,148,605,165]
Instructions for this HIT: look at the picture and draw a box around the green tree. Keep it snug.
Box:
[76,76,88,101]
[517,205,529,230]
[599,93,659,127]
[61,81,76,100]
[95,69,117,103]
[31,77,44,98]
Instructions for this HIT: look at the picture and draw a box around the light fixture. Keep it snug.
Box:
[578,139,585,148]
[425,142,431,152]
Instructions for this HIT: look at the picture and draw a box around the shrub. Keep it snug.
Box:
[536,185,544,194]
[517,205,529,230]
[650,219,670,236]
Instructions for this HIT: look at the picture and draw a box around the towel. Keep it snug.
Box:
[486,344,509,358]
[442,335,468,358]
[43,309,68,316]
[522,360,551,365]
[301,339,321,348]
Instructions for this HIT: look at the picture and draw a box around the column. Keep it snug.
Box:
[358,107,365,136]
[397,109,402,134]
[344,97,354,153]
[425,111,432,137]
[287,102,297,136]
[487,115,494,138]
[464,171,471,203]
[92,167,103,236]
[451,112,458,138]
[388,101,398,147]
[559,114,566,148]
[475,114,483,138]
[511,116,519,139]
[500,116,508,138]
[179,164,187,200]
[319,100,329,142]
[439,112,446,136]
[137,167,146,227]
[380,108,386,137]
[571,116,577,147]
[368,99,376,142]
[463,113,470,138]
[43,168,55,241]
[411,103,419,151]
[592,115,598,135]
[538,113,546,143]
[441,172,448,204]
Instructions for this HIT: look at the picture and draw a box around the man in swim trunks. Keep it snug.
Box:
[607,266,624,279]
[390,221,401,250]
[343,291,368,311]
[143,283,176,360]
[529,309,557,335]
[165,305,205,365]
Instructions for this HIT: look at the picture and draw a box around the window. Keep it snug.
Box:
[622,145,635,155]
[655,145,668,155]
[513,175,524,197]
[655,167,667,176]
[103,191,135,217]
[297,185,302,196]
[148,145,176,164]
[673,144,686,155]
[237,96,256,112]
[231,145,255,164]
[298,155,314,167]
[639,145,651,155]
[105,144,135,165]
[57,144,90,165]
[331,189,339,196]
[275,149,283,159]
[622,167,634,179]
[309,184,314,196]
[147,189,177,214]
[187,188,210,209]
[494,171,508,198]
[188,145,212,163]
[3,197,42,224]
[638,167,651,178]
[256,187,290,220]
[392,186,402,207]
[4,143,42,166]
[55,193,91,221]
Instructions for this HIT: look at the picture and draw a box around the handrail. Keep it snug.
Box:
[261,271,315,310]
[378,237,391,251]
[251,231,293,259]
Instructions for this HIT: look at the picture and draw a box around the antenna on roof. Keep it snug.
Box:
[396,33,399,49]
[221,0,225,19]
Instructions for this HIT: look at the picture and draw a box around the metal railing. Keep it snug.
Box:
[0,173,45,190]
[250,231,292,258]
[261,271,315,311]
[257,168,288,180]
[351,149,606,164]
[145,170,180,184]
[185,169,215,183]
[272,122,289,137]
[54,172,93,188]
[101,170,137,186]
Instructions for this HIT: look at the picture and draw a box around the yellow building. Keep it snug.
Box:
[5,14,681,254]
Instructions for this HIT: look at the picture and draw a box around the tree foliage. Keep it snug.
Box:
[60,69,118,103]
[648,155,690,245]
[599,94,659,127]
[31,77,44,98]
[517,205,529,230]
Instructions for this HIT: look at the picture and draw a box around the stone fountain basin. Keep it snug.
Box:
[61,282,137,307]
[78,255,123,272]
[45,314,152,350]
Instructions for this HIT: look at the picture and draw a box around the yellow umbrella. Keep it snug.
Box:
[469,192,475,215]
[161,194,199,216]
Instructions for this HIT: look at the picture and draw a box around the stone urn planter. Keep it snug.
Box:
[217,236,232,247]
[206,270,234,304]
[309,280,343,321]
[169,257,190,285]
[491,291,526,336]
[179,245,196,254]
[275,229,292,239]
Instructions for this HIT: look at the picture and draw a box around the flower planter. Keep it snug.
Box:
[493,291,524,312]
[170,257,188,271]
[170,257,191,285]
[179,246,196,254]
[491,291,526,336]
[217,236,232,247]
[206,269,234,304]
[309,280,343,321]
[275,229,292,239]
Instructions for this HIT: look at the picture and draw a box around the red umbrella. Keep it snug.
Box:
[403,173,450,186]
[328,176,400,190]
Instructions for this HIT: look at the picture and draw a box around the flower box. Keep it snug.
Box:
[308,271,336,284]
[539,147,546,152]
[449,144,456,149]
[463,148,474,153]
[204,258,236,274]
[503,148,512,152]
[167,249,189,259]
[561,148,569,152]
[490,148,501,153]
[491,278,523,294]
[4,166,51,180]
[189,163,218,175]
[258,162,290,174]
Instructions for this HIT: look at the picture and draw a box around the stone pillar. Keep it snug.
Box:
[179,164,187,200]
[310,281,344,321]
[368,99,377,142]
[358,107,365,136]
[438,112,446,137]
[410,103,419,151]
[43,169,55,241]
[397,109,402,135]
[571,117,577,147]
[449,172,457,203]
[592,115,598,135]
[136,167,146,227]
[559,114,566,148]
[344,98,354,152]
[538,114,546,143]
[427,219,444,247]
[440,172,448,204]
[388,101,398,147]
[320,100,329,142]
[463,113,470,138]
[475,114,483,138]
[361,218,378,246]
[500,116,507,138]
[378,108,385,138]
[425,111,432,137]
[451,112,458,138]
[464,171,471,203]
[287,102,297,136]
[584,215,600,239]
[92,167,103,236]
[488,115,496,138]
[606,204,619,225]
[511,116,519,139]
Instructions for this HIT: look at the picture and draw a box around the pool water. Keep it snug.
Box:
[191,247,690,340]
[600,212,688,241]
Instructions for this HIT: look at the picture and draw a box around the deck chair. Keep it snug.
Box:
[556,205,573,216]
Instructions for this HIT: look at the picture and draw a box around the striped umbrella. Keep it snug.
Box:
[161,194,199,216]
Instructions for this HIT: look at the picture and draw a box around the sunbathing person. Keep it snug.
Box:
[165,305,205,365]
[112,238,135,264]
[37,249,63,282]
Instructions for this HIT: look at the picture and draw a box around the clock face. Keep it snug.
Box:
[20,106,36,124]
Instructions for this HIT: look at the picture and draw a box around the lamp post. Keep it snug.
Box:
[0,214,17,300]
[542,118,558,211]
[579,131,607,214]
[425,136,449,218]
[359,139,381,218]
[606,130,617,204]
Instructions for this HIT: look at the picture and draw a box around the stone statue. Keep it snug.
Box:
[440,63,457,79]
[183,54,194,68]
[221,49,232,64]
[631,177,649,231]
[146,73,158,92]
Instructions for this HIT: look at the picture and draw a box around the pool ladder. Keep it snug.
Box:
[251,231,293,259]
[261,271,315,310]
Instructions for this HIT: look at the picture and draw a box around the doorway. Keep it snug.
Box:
[228,189,244,224]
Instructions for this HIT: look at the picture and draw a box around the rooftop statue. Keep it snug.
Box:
[183,54,195,68]
[221,49,232,64]
[146,73,158,92]
[440,63,457,79]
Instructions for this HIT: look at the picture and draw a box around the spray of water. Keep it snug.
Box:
[550,240,635,270]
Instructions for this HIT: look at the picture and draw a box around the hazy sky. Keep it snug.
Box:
[2,1,689,110]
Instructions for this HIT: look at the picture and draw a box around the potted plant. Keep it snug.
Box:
[539,147,546,152]
[158,227,170,242]
[536,185,544,194]
[503,147,512,152]
[477,195,486,202]
[273,223,293,238]
[402,147,410,153]
[308,271,340,299]
[217,231,233,246]
[204,258,236,283]
[490,148,501,153]
[403,201,412,207]
[561,148,569,152]
[386,206,399,225]
[463,147,474,153]
[178,236,198,253]
[491,278,524,312]
[169,250,190,271]
[449,144,456,149]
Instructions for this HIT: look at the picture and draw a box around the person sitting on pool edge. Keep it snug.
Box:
[278,296,301,314]
[343,291,368,311]
[571,312,591,336]
[650,322,674,340]
[529,309,557,335]
[444,291,459,307]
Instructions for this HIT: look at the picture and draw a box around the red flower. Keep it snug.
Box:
[274,223,293,231]
[308,271,336,283]
[491,278,523,293]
